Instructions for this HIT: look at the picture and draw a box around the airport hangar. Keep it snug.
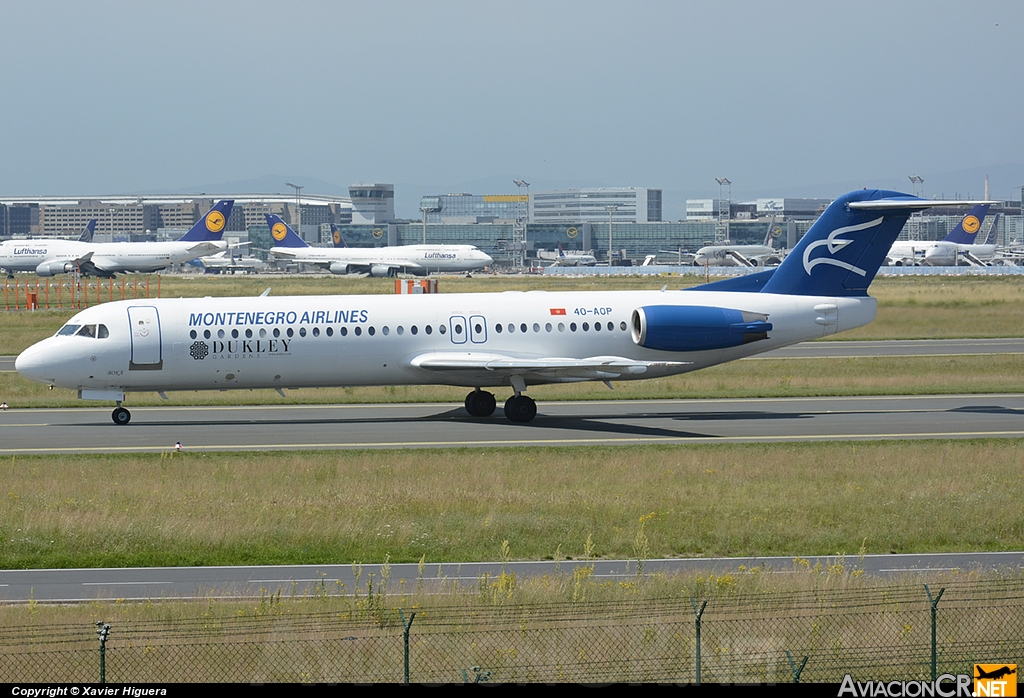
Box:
[2,184,1021,267]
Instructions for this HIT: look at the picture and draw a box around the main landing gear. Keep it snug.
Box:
[112,404,131,425]
[464,389,496,417]
[463,389,537,423]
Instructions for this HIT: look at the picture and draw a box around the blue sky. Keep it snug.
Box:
[1,1,1021,217]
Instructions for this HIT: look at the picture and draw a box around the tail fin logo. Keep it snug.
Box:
[272,222,288,241]
[205,211,226,233]
[962,215,981,234]
[802,217,882,278]
[333,229,342,245]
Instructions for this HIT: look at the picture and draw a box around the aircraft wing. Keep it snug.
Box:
[408,352,690,382]
[77,254,119,278]
[186,241,224,256]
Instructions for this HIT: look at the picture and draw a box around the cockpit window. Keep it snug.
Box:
[97,324,109,339]
[56,324,81,336]
[76,325,97,338]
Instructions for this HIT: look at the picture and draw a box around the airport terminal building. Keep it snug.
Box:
[3,184,1022,267]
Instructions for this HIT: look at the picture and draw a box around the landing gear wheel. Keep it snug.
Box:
[504,395,537,423]
[112,407,131,425]
[464,390,497,417]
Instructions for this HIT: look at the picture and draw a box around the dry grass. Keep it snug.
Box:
[2,440,1022,569]
[1,568,1020,683]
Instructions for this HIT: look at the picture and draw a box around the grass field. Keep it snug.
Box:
[2,440,1022,569]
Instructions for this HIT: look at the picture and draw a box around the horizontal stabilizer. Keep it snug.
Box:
[848,199,995,211]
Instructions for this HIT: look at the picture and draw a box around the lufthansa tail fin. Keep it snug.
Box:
[179,200,234,242]
[761,190,994,297]
[942,204,991,245]
[77,220,97,243]
[266,214,309,248]
[984,214,1001,245]
[330,224,348,248]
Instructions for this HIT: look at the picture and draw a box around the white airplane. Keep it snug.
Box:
[549,244,597,267]
[199,251,267,274]
[268,215,492,276]
[692,222,785,267]
[0,201,233,278]
[15,189,990,426]
[886,204,995,267]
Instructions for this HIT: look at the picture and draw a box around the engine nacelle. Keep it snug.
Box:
[369,264,395,277]
[328,262,349,275]
[631,305,772,352]
[36,260,74,277]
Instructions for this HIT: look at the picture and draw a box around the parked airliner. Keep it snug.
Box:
[692,222,785,267]
[268,215,492,276]
[885,204,994,266]
[16,190,989,425]
[0,201,233,277]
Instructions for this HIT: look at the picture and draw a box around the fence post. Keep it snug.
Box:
[691,598,707,684]
[924,585,945,681]
[786,650,809,683]
[96,622,111,684]
[399,608,416,684]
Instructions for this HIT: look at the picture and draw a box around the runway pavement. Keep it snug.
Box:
[2,393,1023,454]
[2,552,1022,602]
[3,337,1023,373]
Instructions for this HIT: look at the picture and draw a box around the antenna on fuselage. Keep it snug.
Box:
[260,288,271,297]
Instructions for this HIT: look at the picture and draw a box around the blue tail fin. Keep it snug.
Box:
[78,220,96,243]
[762,190,927,296]
[983,214,1001,245]
[179,200,234,242]
[942,204,991,245]
[266,214,308,248]
[330,224,348,248]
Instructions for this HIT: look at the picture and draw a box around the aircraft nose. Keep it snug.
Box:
[15,345,50,384]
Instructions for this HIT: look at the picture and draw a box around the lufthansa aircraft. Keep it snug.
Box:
[692,223,785,268]
[268,214,493,276]
[0,201,233,277]
[885,204,994,267]
[16,190,989,425]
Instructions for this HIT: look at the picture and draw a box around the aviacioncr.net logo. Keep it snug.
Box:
[272,222,288,241]
[205,210,226,233]
[802,217,882,277]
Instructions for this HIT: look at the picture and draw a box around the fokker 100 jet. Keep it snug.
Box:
[0,201,233,277]
[16,189,989,425]
[268,215,492,276]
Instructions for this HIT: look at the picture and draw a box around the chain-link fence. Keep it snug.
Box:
[1,577,1021,683]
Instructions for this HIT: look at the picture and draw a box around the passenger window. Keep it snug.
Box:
[340,327,348,336]
[425,325,432,335]
[495,324,502,333]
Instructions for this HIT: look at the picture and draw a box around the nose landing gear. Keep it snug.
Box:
[112,405,131,425]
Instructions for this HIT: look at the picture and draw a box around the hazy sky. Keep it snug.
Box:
[2,0,1022,214]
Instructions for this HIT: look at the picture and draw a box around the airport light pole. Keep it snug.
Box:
[909,175,924,198]
[605,205,618,266]
[286,182,303,242]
